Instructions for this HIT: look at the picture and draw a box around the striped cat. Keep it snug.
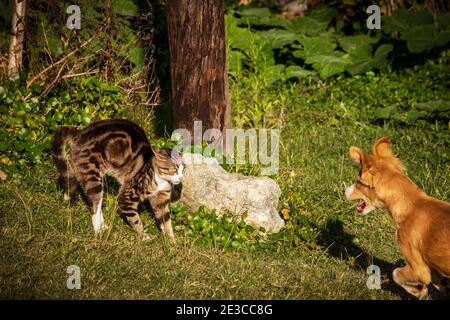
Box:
[51,119,184,241]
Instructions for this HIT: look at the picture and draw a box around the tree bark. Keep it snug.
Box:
[165,0,230,147]
[8,0,27,78]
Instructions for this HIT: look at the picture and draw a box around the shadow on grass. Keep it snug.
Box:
[317,218,446,300]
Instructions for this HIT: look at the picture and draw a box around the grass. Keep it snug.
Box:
[1,56,449,300]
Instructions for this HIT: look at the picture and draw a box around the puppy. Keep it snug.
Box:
[345,137,450,299]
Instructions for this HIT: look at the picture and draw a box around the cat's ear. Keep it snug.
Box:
[151,145,164,158]
[170,148,182,163]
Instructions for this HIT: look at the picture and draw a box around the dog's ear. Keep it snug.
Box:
[373,137,395,159]
[372,137,405,173]
[349,146,368,165]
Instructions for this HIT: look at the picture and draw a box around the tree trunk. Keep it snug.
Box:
[165,0,230,147]
[8,0,27,78]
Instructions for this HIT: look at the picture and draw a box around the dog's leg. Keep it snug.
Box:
[431,270,450,297]
[393,264,430,299]
[394,242,432,299]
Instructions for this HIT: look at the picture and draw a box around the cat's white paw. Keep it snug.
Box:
[141,233,157,241]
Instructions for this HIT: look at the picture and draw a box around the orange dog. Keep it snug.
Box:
[345,137,450,299]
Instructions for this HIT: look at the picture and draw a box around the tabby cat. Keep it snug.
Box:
[51,119,184,240]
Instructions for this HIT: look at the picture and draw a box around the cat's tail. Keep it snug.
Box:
[51,126,79,200]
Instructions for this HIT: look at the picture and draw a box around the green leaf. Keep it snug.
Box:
[226,15,259,52]
[112,0,138,16]
[436,30,450,47]
[307,4,338,26]
[228,50,244,74]
[437,15,450,29]
[237,15,291,29]
[285,65,315,79]
[236,7,272,17]
[256,29,299,49]
[265,64,285,85]
[128,46,144,70]
[345,43,393,75]
[284,17,325,36]
[415,101,450,113]
[304,49,348,78]
[339,35,378,53]
[404,110,424,123]
[382,9,433,33]
[47,34,63,57]
[374,44,393,59]
[374,106,396,119]
[402,24,439,52]
[299,37,336,58]
[60,91,70,103]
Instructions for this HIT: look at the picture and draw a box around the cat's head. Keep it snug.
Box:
[151,145,185,185]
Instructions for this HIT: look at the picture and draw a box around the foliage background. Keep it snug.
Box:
[0,0,449,299]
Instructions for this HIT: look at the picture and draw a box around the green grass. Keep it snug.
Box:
[1,57,449,299]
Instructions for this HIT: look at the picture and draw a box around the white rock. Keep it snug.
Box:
[178,153,285,233]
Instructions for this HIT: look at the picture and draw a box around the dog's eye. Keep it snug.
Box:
[356,178,370,188]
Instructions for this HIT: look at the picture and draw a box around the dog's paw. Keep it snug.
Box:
[410,284,429,300]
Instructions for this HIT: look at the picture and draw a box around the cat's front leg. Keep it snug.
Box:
[118,187,149,240]
[150,191,175,241]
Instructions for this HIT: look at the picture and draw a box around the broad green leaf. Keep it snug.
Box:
[437,15,450,29]
[348,44,372,59]
[305,53,348,78]
[257,29,299,49]
[339,35,378,53]
[375,106,396,119]
[436,30,450,47]
[404,110,424,123]
[346,44,392,75]
[226,15,259,52]
[307,5,338,26]
[415,101,450,113]
[284,17,326,36]
[265,64,286,85]
[236,7,271,17]
[299,37,336,57]
[402,24,446,52]
[374,44,393,59]
[382,9,433,33]
[128,46,144,70]
[346,58,375,75]
[47,34,63,57]
[237,15,291,29]
[112,0,138,16]
[285,65,315,79]
[228,50,244,74]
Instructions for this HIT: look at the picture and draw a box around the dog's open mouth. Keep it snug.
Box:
[357,199,366,213]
